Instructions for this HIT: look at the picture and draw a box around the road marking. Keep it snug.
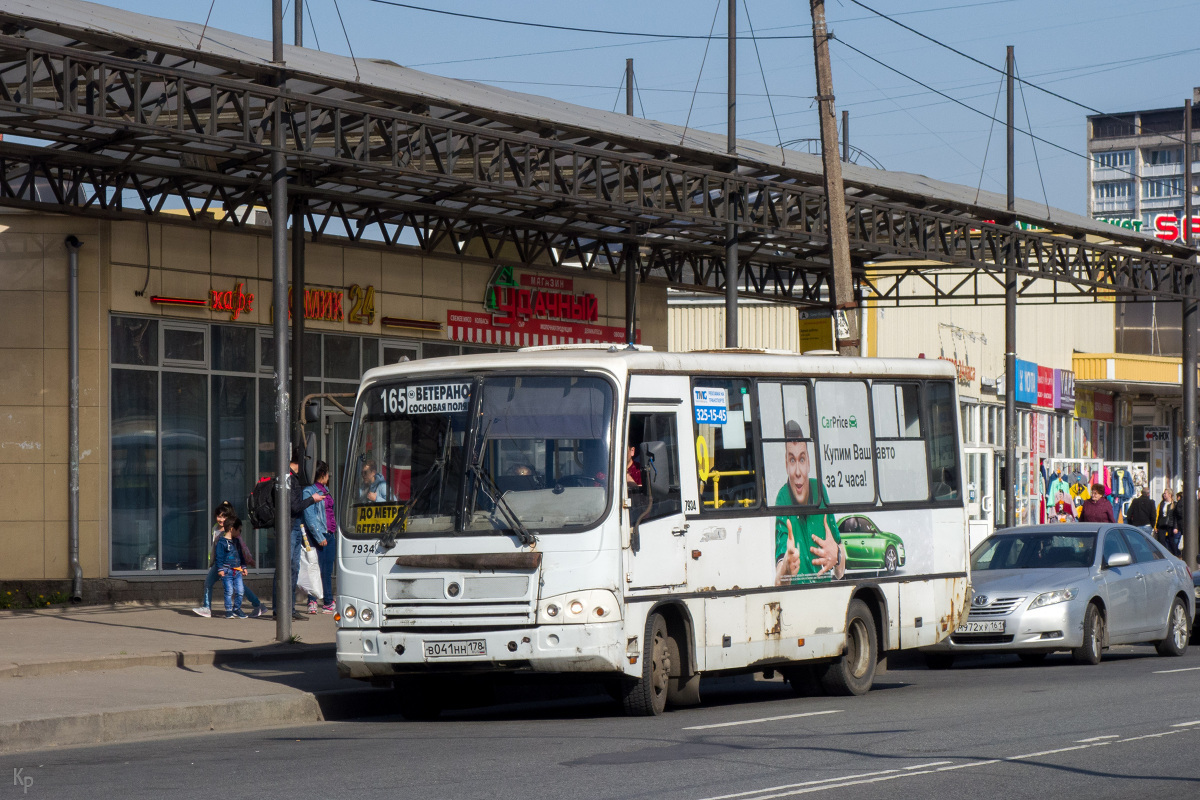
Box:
[1120,730,1179,742]
[1075,735,1119,743]
[683,709,842,731]
[1153,666,1200,673]
[692,722,1200,800]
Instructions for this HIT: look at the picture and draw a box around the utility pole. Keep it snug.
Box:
[809,0,858,356]
[271,0,292,642]
[1183,97,1197,569]
[624,58,637,345]
[724,0,738,348]
[1003,45,1017,530]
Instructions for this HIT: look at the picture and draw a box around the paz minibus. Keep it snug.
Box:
[335,346,970,716]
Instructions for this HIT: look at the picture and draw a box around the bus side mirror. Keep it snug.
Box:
[639,441,670,498]
[304,399,322,423]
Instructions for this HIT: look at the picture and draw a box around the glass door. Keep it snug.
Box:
[965,447,994,549]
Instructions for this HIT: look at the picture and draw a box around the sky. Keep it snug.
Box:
[93,0,1199,217]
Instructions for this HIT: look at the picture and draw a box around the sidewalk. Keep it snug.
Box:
[0,604,392,754]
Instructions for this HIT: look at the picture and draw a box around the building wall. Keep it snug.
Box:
[1,212,667,581]
[0,213,106,582]
[669,302,800,352]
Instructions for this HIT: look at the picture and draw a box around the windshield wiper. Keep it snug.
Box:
[469,462,536,546]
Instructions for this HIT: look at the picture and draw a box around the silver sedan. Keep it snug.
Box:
[923,523,1194,668]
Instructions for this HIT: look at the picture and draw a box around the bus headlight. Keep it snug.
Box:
[359,607,373,623]
[538,590,621,625]
[343,605,356,620]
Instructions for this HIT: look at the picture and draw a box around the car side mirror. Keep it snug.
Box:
[638,440,670,499]
[1104,552,1132,569]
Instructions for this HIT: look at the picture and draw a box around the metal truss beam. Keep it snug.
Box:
[0,31,1195,302]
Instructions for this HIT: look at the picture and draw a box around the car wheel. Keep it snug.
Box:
[622,612,671,716]
[923,653,955,670]
[1017,652,1048,664]
[820,599,877,696]
[883,546,899,574]
[1072,603,1104,665]
[1155,597,1189,657]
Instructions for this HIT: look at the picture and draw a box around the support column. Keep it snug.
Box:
[1003,44,1017,529]
[725,0,738,348]
[624,59,637,345]
[290,196,306,480]
[1183,97,1197,568]
[271,0,292,641]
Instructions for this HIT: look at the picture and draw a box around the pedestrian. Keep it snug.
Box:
[1157,489,1181,555]
[193,501,263,618]
[214,515,253,619]
[271,447,326,619]
[306,460,338,614]
[301,462,331,614]
[1078,483,1115,523]
[1125,487,1157,532]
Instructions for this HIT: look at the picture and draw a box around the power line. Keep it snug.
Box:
[741,0,785,164]
[330,0,360,80]
[369,0,812,40]
[833,35,1142,183]
[679,0,723,147]
[843,0,1193,149]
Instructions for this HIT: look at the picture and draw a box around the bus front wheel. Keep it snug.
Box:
[820,599,877,697]
[622,612,671,716]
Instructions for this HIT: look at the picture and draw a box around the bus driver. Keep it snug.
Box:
[774,420,846,585]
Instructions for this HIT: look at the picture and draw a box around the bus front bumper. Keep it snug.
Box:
[337,622,628,679]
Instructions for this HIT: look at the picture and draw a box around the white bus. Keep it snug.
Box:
[335,346,970,717]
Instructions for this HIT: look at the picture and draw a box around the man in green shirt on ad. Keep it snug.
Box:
[774,420,846,585]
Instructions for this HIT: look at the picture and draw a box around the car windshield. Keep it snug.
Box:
[340,373,613,538]
[971,533,1097,570]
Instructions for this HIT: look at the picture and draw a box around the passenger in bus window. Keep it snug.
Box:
[773,420,846,585]
[358,460,392,503]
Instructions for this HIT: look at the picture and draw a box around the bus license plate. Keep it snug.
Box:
[955,620,1005,634]
[423,639,487,659]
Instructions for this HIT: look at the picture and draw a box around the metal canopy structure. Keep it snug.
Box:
[0,0,1197,307]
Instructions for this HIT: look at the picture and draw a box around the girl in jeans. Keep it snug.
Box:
[214,515,255,619]
[193,502,263,618]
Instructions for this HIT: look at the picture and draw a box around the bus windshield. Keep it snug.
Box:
[341,373,613,538]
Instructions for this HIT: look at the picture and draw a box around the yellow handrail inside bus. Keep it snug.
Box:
[696,434,755,508]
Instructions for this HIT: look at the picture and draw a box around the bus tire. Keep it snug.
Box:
[622,612,671,716]
[393,676,445,721]
[820,599,877,697]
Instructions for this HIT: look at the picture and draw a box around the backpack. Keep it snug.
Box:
[247,478,276,529]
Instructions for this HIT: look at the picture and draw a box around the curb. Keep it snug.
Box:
[0,643,336,679]
[0,687,393,755]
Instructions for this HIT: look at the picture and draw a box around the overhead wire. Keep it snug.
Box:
[843,0,1194,150]
[834,35,1142,183]
[306,1,322,50]
[330,0,360,80]
[679,0,724,146]
[973,70,1006,205]
[632,70,648,119]
[740,0,785,165]
[1015,58,1052,219]
[369,0,812,40]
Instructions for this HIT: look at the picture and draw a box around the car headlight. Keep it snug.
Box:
[537,590,622,624]
[1029,588,1077,609]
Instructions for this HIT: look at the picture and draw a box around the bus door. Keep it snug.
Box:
[625,380,690,590]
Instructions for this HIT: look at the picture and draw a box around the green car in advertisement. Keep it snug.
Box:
[838,514,906,573]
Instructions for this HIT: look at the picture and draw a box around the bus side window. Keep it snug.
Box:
[693,378,759,511]
[926,381,960,501]
[872,382,930,502]
[628,412,682,522]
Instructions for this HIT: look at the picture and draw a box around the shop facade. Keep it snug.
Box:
[0,211,666,589]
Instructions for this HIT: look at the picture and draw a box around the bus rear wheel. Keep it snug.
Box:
[820,599,877,697]
[623,612,671,716]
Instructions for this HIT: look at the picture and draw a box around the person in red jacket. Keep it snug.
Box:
[1079,483,1115,523]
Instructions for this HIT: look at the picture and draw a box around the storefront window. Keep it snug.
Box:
[110,369,158,571]
[110,315,506,573]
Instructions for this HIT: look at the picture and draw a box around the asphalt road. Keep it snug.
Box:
[5,644,1199,800]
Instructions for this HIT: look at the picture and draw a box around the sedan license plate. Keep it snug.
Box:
[955,620,1005,634]
[423,639,487,659]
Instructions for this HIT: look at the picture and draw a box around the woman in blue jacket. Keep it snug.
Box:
[301,474,329,614]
